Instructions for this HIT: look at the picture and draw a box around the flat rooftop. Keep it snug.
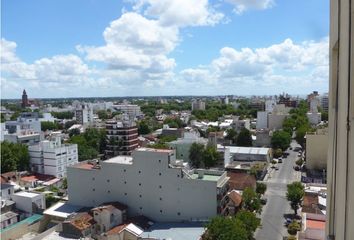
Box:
[14,191,41,198]
[140,222,205,240]
[105,156,133,165]
[190,174,221,182]
[136,147,174,153]
[43,202,83,219]
[223,146,270,155]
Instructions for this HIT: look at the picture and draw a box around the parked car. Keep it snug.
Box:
[275,167,279,170]
[285,218,292,226]
[294,166,300,171]
[278,158,283,163]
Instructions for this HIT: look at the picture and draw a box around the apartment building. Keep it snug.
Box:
[191,99,206,111]
[75,104,94,125]
[305,128,328,170]
[326,0,354,239]
[28,134,78,178]
[5,112,41,134]
[112,104,142,118]
[105,119,139,157]
[67,148,229,222]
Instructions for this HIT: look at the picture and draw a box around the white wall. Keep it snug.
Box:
[256,112,268,129]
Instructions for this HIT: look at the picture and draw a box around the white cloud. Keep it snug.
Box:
[226,0,274,14]
[132,0,224,27]
[178,37,329,94]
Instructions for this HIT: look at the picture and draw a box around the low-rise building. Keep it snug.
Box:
[4,130,41,145]
[67,148,229,222]
[11,191,46,215]
[223,146,272,168]
[0,211,19,229]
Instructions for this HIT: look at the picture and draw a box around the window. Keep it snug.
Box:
[139,194,142,198]
[92,188,95,192]
[124,193,127,196]
[160,210,163,213]
[138,170,141,174]
[8,189,11,194]
[159,160,161,163]
[177,212,181,216]
[107,179,110,183]
[159,185,162,189]
[139,183,142,186]
[124,169,126,172]
[159,173,162,176]
[92,177,95,181]
[124,181,127,184]
[107,190,111,193]
[140,207,143,210]
[159,197,162,201]
[177,174,180,178]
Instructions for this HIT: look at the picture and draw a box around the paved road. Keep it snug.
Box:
[255,140,302,240]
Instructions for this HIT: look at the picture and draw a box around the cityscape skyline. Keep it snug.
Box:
[2,0,329,98]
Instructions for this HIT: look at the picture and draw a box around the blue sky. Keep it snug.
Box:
[1,0,329,98]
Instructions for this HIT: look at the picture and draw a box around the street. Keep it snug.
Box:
[255,140,302,240]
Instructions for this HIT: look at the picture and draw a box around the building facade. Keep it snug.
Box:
[75,104,94,125]
[67,148,229,222]
[326,0,354,239]
[28,134,78,178]
[112,104,142,119]
[305,129,328,170]
[105,119,139,157]
[21,89,28,108]
[191,99,206,111]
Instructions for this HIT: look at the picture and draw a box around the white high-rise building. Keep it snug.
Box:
[29,134,78,178]
[75,104,94,125]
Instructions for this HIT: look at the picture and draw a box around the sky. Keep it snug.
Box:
[1,0,329,98]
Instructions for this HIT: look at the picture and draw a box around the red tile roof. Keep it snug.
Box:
[20,173,55,182]
[106,224,129,235]
[227,172,256,190]
[307,219,326,230]
[69,212,95,231]
[228,191,242,206]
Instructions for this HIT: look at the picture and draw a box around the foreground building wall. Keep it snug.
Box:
[326,0,354,239]
[68,149,228,222]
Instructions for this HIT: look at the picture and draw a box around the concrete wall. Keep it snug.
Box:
[68,151,219,222]
[306,133,328,170]
[256,111,268,129]
[326,0,354,239]
[268,113,288,130]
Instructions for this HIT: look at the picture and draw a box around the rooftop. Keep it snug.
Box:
[43,202,83,219]
[105,156,133,165]
[14,191,41,198]
[190,174,221,182]
[306,219,326,230]
[136,147,174,153]
[226,146,270,155]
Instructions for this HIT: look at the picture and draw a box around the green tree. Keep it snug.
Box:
[225,128,237,144]
[41,121,59,131]
[273,148,283,158]
[97,110,109,120]
[51,111,74,119]
[189,143,205,168]
[235,210,261,240]
[295,126,308,147]
[287,221,301,235]
[1,141,30,173]
[138,120,151,135]
[163,117,184,128]
[286,182,305,215]
[203,145,219,168]
[236,128,253,147]
[271,130,291,150]
[256,182,267,195]
[242,187,262,213]
[203,216,248,240]
[295,158,304,167]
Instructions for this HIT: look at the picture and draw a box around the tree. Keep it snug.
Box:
[138,120,151,135]
[271,130,291,150]
[41,121,59,131]
[189,143,205,168]
[97,110,109,120]
[273,148,283,158]
[296,158,304,167]
[256,182,267,195]
[295,126,307,147]
[203,216,248,240]
[242,187,262,213]
[288,221,301,235]
[163,117,184,128]
[203,145,219,168]
[225,128,237,144]
[51,111,74,119]
[1,141,30,173]
[236,128,253,147]
[235,210,261,240]
[62,178,68,189]
[286,182,305,215]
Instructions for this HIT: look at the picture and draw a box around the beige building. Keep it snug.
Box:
[326,0,354,239]
[305,129,328,170]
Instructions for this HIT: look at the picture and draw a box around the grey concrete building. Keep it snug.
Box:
[67,148,229,222]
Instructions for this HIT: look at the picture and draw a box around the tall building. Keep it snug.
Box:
[326,0,354,239]
[21,89,28,108]
[28,134,78,178]
[105,118,139,157]
[67,148,230,221]
[112,104,142,118]
[75,104,94,125]
[320,93,329,112]
[191,99,206,111]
